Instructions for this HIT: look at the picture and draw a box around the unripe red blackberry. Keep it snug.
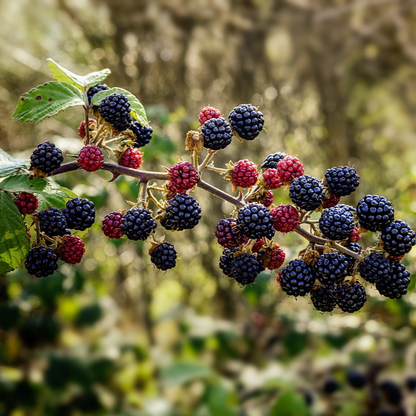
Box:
[201,117,233,150]
[87,84,109,104]
[322,194,341,209]
[231,160,259,188]
[228,104,264,140]
[311,286,337,312]
[14,192,38,215]
[63,198,95,231]
[359,253,390,284]
[349,227,361,242]
[38,207,69,237]
[278,259,315,297]
[57,235,85,265]
[161,194,201,231]
[252,238,264,253]
[169,161,199,193]
[131,121,153,148]
[277,156,304,184]
[319,206,354,240]
[381,219,415,256]
[262,169,283,189]
[259,243,286,270]
[314,253,350,286]
[249,190,274,207]
[150,242,177,271]
[118,147,143,169]
[324,166,360,197]
[237,203,275,239]
[102,212,125,239]
[98,92,131,132]
[215,218,248,249]
[289,175,324,211]
[336,282,367,313]
[356,195,394,232]
[77,145,104,172]
[230,253,263,285]
[198,106,222,125]
[30,141,64,175]
[376,261,411,299]
[121,207,157,241]
[261,152,287,170]
[25,246,58,278]
[77,119,96,139]
[270,204,300,233]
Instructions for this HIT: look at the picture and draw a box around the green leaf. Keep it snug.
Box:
[47,58,111,89]
[91,87,148,126]
[11,81,85,123]
[270,390,309,416]
[38,194,68,210]
[0,175,48,193]
[0,149,28,178]
[159,362,213,386]
[206,383,237,416]
[0,192,30,274]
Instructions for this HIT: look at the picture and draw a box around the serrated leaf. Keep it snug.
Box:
[38,194,68,210]
[11,81,85,123]
[91,87,148,126]
[159,362,213,387]
[0,192,30,274]
[47,58,111,89]
[0,175,48,193]
[0,149,29,178]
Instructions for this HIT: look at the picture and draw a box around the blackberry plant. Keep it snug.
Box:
[0,58,414,314]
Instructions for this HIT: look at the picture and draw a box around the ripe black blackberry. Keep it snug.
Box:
[30,141,64,175]
[161,194,201,231]
[215,218,247,249]
[236,203,275,239]
[25,246,58,278]
[87,84,109,104]
[324,166,360,197]
[228,104,264,140]
[359,253,390,284]
[219,248,236,277]
[98,92,131,132]
[261,152,287,170]
[381,219,415,256]
[336,282,367,313]
[230,253,263,285]
[63,198,95,231]
[323,379,340,395]
[376,261,410,299]
[344,242,361,275]
[200,117,233,150]
[347,370,366,389]
[289,175,324,211]
[121,207,157,241]
[278,259,315,297]
[310,286,337,312]
[38,207,69,237]
[314,253,350,286]
[150,243,177,270]
[379,380,403,406]
[356,195,394,232]
[131,121,153,148]
[319,206,354,240]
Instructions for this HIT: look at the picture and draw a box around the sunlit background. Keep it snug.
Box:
[1,1,416,415]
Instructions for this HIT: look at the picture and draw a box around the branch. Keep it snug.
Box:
[196,179,245,209]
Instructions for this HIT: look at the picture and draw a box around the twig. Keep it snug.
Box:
[198,150,217,174]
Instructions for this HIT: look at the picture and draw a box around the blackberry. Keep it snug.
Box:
[310,286,337,312]
[38,207,69,237]
[150,242,177,270]
[344,242,362,275]
[237,203,275,239]
[270,204,300,233]
[118,147,143,169]
[323,379,340,395]
[347,370,366,389]
[376,261,411,299]
[121,207,157,241]
[259,243,286,270]
[277,156,304,184]
[102,211,124,239]
[314,253,350,285]
[336,282,367,313]
[14,192,38,215]
[289,175,324,211]
[131,121,153,148]
[231,160,259,188]
[57,235,85,265]
[319,206,354,240]
[322,194,341,209]
[405,376,416,392]
[230,253,263,285]
[215,218,247,249]
[262,169,282,189]
[98,92,131,132]
[379,380,402,406]
[30,141,64,175]
[359,253,390,284]
[219,248,236,277]
[199,106,221,125]
[261,152,287,170]
[381,219,415,256]
[161,194,201,231]
[356,195,394,232]
[63,198,95,231]
[25,246,58,278]
[201,117,233,150]
[169,161,199,193]
[278,259,315,297]
[87,84,109,104]
[228,104,264,140]
[324,166,360,197]
[77,145,104,172]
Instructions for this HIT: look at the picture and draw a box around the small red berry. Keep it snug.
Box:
[249,190,274,207]
[322,193,341,209]
[252,239,264,253]
[77,145,104,172]
[102,212,125,239]
[57,235,85,264]
[215,218,248,249]
[165,181,178,200]
[14,192,38,215]
[231,160,259,188]
[119,147,143,169]
[277,156,304,184]
[198,106,222,125]
[77,119,95,139]
[262,169,283,189]
[169,161,199,193]
[270,204,300,233]
[261,243,286,270]
[349,227,361,242]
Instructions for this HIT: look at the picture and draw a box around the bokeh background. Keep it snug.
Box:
[1,1,416,415]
